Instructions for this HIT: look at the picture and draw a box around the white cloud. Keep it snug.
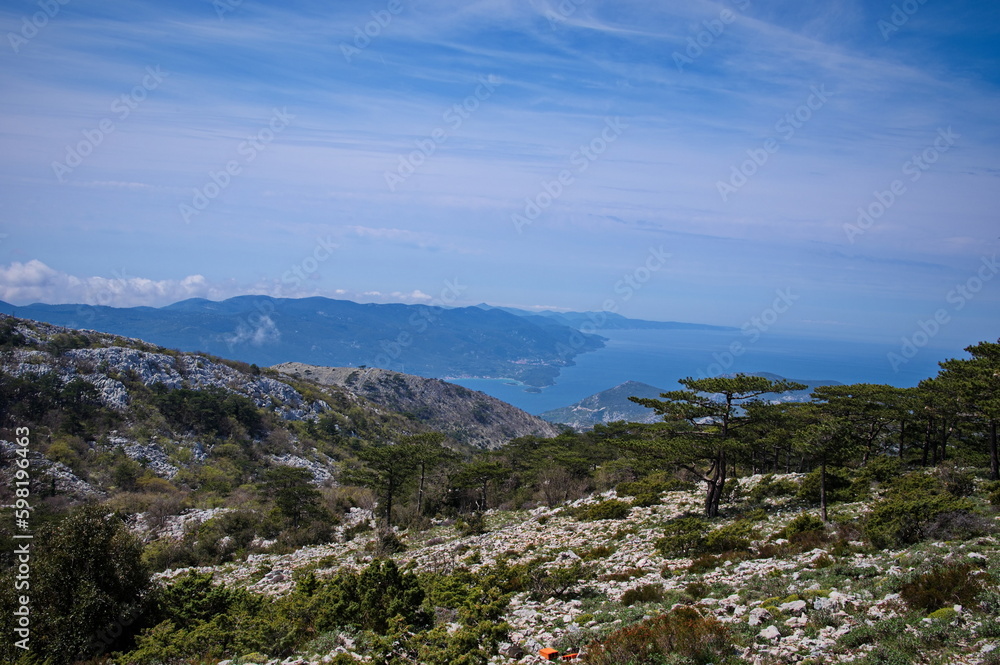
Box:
[0,260,455,309]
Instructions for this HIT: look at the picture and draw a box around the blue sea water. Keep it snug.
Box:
[450,329,964,415]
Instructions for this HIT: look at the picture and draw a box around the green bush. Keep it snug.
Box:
[313,560,430,635]
[655,516,709,557]
[777,513,825,539]
[620,584,664,606]
[748,474,799,503]
[576,499,631,521]
[899,562,992,613]
[798,466,854,504]
[864,473,977,548]
[703,520,754,554]
[855,456,904,485]
[0,507,152,665]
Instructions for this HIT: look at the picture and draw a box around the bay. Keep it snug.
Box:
[450,329,962,415]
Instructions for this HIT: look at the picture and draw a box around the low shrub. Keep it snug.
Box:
[585,606,736,665]
[655,515,709,558]
[575,499,631,521]
[620,584,664,606]
[703,520,754,554]
[899,562,993,613]
[864,473,977,548]
[748,474,799,503]
[778,512,826,539]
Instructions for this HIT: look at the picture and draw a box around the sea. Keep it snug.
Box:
[449,328,964,415]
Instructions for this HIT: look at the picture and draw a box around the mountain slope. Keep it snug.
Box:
[0,297,605,388]
[272,363,560,449]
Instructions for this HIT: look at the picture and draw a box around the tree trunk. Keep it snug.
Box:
[819,460,828,523]
[990,420,998,481]
[417,464,426,516]
[705,450,727,518]
[898,420,906,459]
[923,418,932,466]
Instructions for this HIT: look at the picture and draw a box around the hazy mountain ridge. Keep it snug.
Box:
[0,296,607,388]
[476,303,738,331]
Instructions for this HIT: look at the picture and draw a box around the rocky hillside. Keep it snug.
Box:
[272,362,560,449]
[151,472,1000,665]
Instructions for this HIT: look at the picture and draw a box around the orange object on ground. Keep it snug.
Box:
[562,654,580,661]
[539,648,560,661]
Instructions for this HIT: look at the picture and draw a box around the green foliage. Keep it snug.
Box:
[0,506,151,665]
[655,515,709,557]
[747,474,799,503]
[456,512,488,536]
[864,472,977,548]
[620,584,664,606]
[574,499,631,521]
[899,562,992,613]
[855,455,904,485]
[777,513,826,539]
[151,385,265,438]
[703,520,754,554]
[527,561,591,600]
[585,606,736,665]
[260,465,323,528]
[798,466,854,503]
[312,559,430,634]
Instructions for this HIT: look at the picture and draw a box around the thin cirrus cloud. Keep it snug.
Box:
[0,0,996,347]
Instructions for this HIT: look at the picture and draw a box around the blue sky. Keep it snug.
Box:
[0,0,998,352]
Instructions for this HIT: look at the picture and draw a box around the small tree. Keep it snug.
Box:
[629,374,805,517]
[261,466,321,528]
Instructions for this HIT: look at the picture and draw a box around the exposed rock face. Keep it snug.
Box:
[273,363,560,449]
[0,321,329,422]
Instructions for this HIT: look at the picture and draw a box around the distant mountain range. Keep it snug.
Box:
[539,372,844,430]
[475,304,737,332]
[0,297,728,389]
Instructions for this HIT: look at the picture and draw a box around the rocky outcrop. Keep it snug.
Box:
[273,363,560,449]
